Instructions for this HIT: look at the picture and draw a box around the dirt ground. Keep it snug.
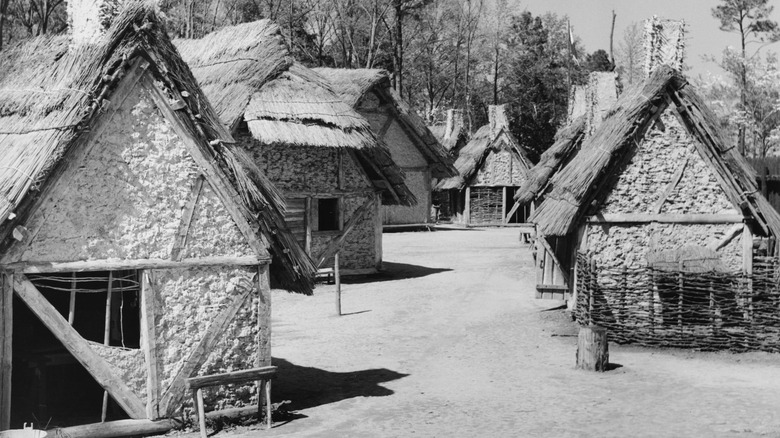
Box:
[169,228,780,438]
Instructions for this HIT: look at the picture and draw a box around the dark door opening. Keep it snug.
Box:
[504,187,529,224]
[10,272,137,428]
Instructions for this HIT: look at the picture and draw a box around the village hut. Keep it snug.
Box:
[176,22,415,275]
[529,19,780,350]
[0,1,316,434]
[313,68,457,227]
[434,105,533,225]
[514,71,618,297]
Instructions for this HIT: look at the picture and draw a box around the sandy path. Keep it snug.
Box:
[177,228,780,438]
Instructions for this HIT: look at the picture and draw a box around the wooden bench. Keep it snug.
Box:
[185,365,278,437]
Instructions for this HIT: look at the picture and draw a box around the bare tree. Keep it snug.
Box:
[615,22,643,85]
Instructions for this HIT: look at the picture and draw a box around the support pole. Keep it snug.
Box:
[335,252,342,316]
[102,271,114,422]
[68,271,76,325]
[576,325,609,371]
[0,273,12,430]
[464,187,471,226]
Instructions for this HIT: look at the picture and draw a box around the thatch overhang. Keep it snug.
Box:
[435,125,531,191]
[513,116,586,205]
[530,65,780,240]
[0,1,315,293]
[314,67,457,179]
[176,27,416,207]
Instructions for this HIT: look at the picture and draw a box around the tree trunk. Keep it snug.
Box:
[393,0,403,94]
[576,325,609,371]
[0,0,7,52]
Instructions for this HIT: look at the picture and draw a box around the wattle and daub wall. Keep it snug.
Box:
[7,84,269,414]
[585,110,743,273]
[248,140,380,271]
[467,136,527,225]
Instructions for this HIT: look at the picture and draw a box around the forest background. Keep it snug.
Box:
[1,0,778,160]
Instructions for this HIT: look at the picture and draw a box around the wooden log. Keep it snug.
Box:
[0,273,12,430]
[576,325,609,372]
[185,366,278,389]
[4,255,269,273]
[48,419,179,438]
[335,252,342,316]
[140,271,160,419]
[464,187,471,225]
[196,388,207,438]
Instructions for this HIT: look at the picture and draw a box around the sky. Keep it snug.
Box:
[512,0,780,79]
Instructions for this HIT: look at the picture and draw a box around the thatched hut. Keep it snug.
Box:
[0,1,314,434]
[435,105,533,225]
[531,64,780,306]
[176,22,415,275]
[313,68,456,227]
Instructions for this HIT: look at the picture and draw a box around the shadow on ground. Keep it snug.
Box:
[272,358,408,411]
[342,261,452,285]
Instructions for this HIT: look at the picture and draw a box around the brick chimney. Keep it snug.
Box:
[643,16,686,76]
[68,0,122,47]
[488,104,509,139]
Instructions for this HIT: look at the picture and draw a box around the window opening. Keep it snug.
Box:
[316,198,340,231]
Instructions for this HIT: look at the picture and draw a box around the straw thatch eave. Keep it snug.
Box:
[0,1,316,293]
[314,67,457,179]
[530,65,780,241]
[513,116,586,205]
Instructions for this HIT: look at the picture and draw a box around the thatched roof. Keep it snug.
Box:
[436,125,531,191]
[0,1,315,293]
[513,116,586,205]
[531,66,780,239]
[177,26,415,206]
[314,67,456,179]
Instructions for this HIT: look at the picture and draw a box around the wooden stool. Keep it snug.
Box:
[186,366,278,438]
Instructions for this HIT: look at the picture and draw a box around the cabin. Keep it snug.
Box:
[0,2,315,434]
[313,68,456,227]
[514,71,617,298]
[176,22,415,275]
[531,55,780,351]
[435,105,533,226]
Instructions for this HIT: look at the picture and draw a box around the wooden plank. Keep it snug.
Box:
[159,281,256,415]
[256,264,271,368]
[537,236,571,286]
[0,273,12,430]
[652,156,689,214]
[743,224,754,274]
[305,197,312,255]
[586,213,744,224]
[185,366,278,389]
[315,196,376,268]
[3,255,269,273]
[505,200,523,224]
[543,250,553,285]
[141,74,269,259]
[502,187,508,224]
[464,187,471,225]
[13,276,147,419]
[170,176,205,261]
[48,419,179,438]
[141,271,160,419]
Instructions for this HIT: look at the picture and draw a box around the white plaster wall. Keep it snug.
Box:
[383,170,430,224]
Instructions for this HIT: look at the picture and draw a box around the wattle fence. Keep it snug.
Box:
[575,252,780,352]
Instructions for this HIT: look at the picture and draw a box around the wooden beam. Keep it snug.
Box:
[304,197,312,255]
[141,271,161,419]
[48,419,179,438]
[159,281,255,415]
[586,213,744,224]
[170,176,204,261]
[3,255,269,273]
[537,236,571,286]
[337,149,345,190]
[707,224,743,252]
[0,273,12,430]
[141,74,269,259]
[256,264,271,368]
[314,196,375,268]
[652,156,689,214]
[464,187,471,225]
[743,224,754,274]
[348,149,401,204]
[13,276,147,419]
[505,200,522,224]
[185,366,277,390]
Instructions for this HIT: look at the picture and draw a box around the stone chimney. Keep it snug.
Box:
[445,109,464,140]
[584,71,618,136]
[567,85,587,123]
[68,0,122,47]
[643,16,686,76]
[488,104,509,139]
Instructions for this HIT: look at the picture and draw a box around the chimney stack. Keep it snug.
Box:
[643,16,686,76]
[68,0,122,47]
[584,72,618,136]
[567,85,587,123]
[488,104,509,139]
[445,109,464,140]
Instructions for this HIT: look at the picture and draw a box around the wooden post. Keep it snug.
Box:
[264,379,272,429]
[502,186,507,224]
[576,325,609,371]
[141,271,160,420]
[743,224,754,322]
[256,264,272,425]
[102,272,114,422]
[196,388,207,438]
[0,273,12,430]
[464,187,471,225]
[68,271,77,325]
[588,258,596,325]
[305,197,312,255]
[335,252,342,316]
